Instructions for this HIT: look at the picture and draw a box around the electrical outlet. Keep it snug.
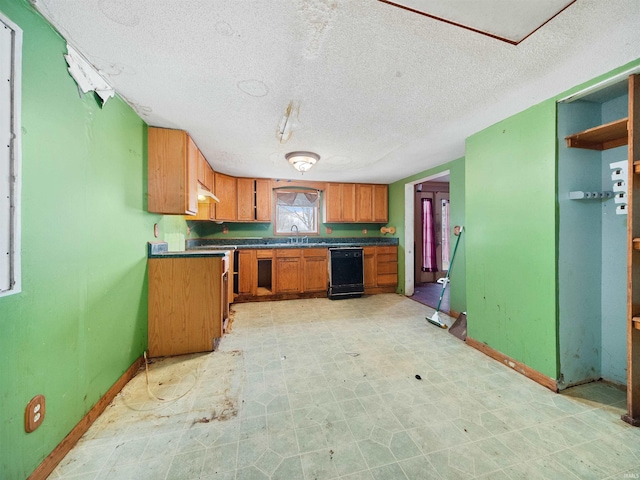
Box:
[25,394,45,433]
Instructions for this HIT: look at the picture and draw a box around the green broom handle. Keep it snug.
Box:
[448,225,464,274]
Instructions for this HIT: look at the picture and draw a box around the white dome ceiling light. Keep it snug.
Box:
[285,151,320,174]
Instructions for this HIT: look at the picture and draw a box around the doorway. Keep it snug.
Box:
[412,180,450,311]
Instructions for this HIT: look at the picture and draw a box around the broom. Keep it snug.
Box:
[427,225,464,329]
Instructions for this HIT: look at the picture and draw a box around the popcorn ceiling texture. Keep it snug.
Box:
[32,0,640,183]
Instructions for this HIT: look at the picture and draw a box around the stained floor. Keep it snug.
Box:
[48,294,640,479]
[411,282,450,313]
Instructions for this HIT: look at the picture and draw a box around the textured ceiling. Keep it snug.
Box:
[380,0,575,43]
[32,0,640,183]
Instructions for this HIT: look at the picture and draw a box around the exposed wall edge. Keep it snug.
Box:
[28,356,145,480]
[466,337,558,392]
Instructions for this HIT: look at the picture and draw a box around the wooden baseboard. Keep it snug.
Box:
[449,309,461,319]
[28,356,144,480]
[466,337,557,392]
[622,413,640,427]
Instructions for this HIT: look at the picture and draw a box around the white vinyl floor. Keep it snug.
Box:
[47,294,640,479]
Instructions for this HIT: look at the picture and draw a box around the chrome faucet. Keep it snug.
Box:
[291,225,299,244]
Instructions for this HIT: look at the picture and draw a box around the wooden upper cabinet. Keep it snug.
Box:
[373,184,388,223]
[236,178,272,222]
[148,127,199,215]
[197,150,207,187]
[324,183,356,222]
[205,164,215,192]
[214,173,238,221]
[356,184,374,222]
[237,178,255,222]
[356,184,388,223]
[255,179,272,222]
[325,182,387,223]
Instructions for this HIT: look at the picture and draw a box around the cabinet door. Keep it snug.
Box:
[215,173,238,221]
[237,250,256,296]
[197,150,207,187]
[356,184,374,222]
[324,183,342,222]
[276,254,301,293]
[237,178,255,221]
[341,184,356,222]
[302,249,328,293]
[363,246,377,288]
[255,179,272,222]
[148,257,222,357]
[324,183,356,222]
[186,137,199,215]
[373,185,388,223]
[148,127,198,215]
[205,163,215,192]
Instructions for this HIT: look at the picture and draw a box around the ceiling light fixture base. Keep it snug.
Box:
[285,151,320,174]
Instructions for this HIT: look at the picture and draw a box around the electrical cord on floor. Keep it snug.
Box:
[122,351,203,411]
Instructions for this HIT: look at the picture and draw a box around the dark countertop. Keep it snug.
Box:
[186,237,399,250]
[149,237,398,258]
[148,242,230,258]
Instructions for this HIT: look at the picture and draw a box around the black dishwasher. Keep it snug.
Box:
[328,247,364,299]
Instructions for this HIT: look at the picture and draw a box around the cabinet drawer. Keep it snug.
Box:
[276,249,302,258]
[377,273,398,286]
[303,248,327,258]
[377,262,397,274]
[363,246,376,255]
[377,253,397,263]
[376,246,397,254]
[256,249,273,258]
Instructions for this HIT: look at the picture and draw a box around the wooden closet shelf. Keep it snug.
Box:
[633,317,640,330]
[634,161,640,173]
[566,118,628,150]
[634,238,640,250]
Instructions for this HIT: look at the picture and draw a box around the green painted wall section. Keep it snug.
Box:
[192,220,386,239]
[0,2,187,477]
[465,100,558,378]
[388,157,466,313]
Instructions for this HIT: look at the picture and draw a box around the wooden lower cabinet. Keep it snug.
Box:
[363,246,377,289]
[364,245,398,294]
[302,248,328,293]
[376,246,398,286]
[235,245,395,301]
[276,249,302,293]
[237,250,256,296]
[148,256,225,357]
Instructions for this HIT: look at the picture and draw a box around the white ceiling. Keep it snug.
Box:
[32,0,640,184]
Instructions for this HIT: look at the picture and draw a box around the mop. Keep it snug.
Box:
[426,225,464,329]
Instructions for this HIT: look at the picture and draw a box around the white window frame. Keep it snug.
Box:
[0,14,22,297]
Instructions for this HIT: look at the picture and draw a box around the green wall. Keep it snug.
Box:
[465,100,558,378]
[464,59,640,382]
[0,2,188,477]
[388,157,466,313]
[192,220,386,239]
